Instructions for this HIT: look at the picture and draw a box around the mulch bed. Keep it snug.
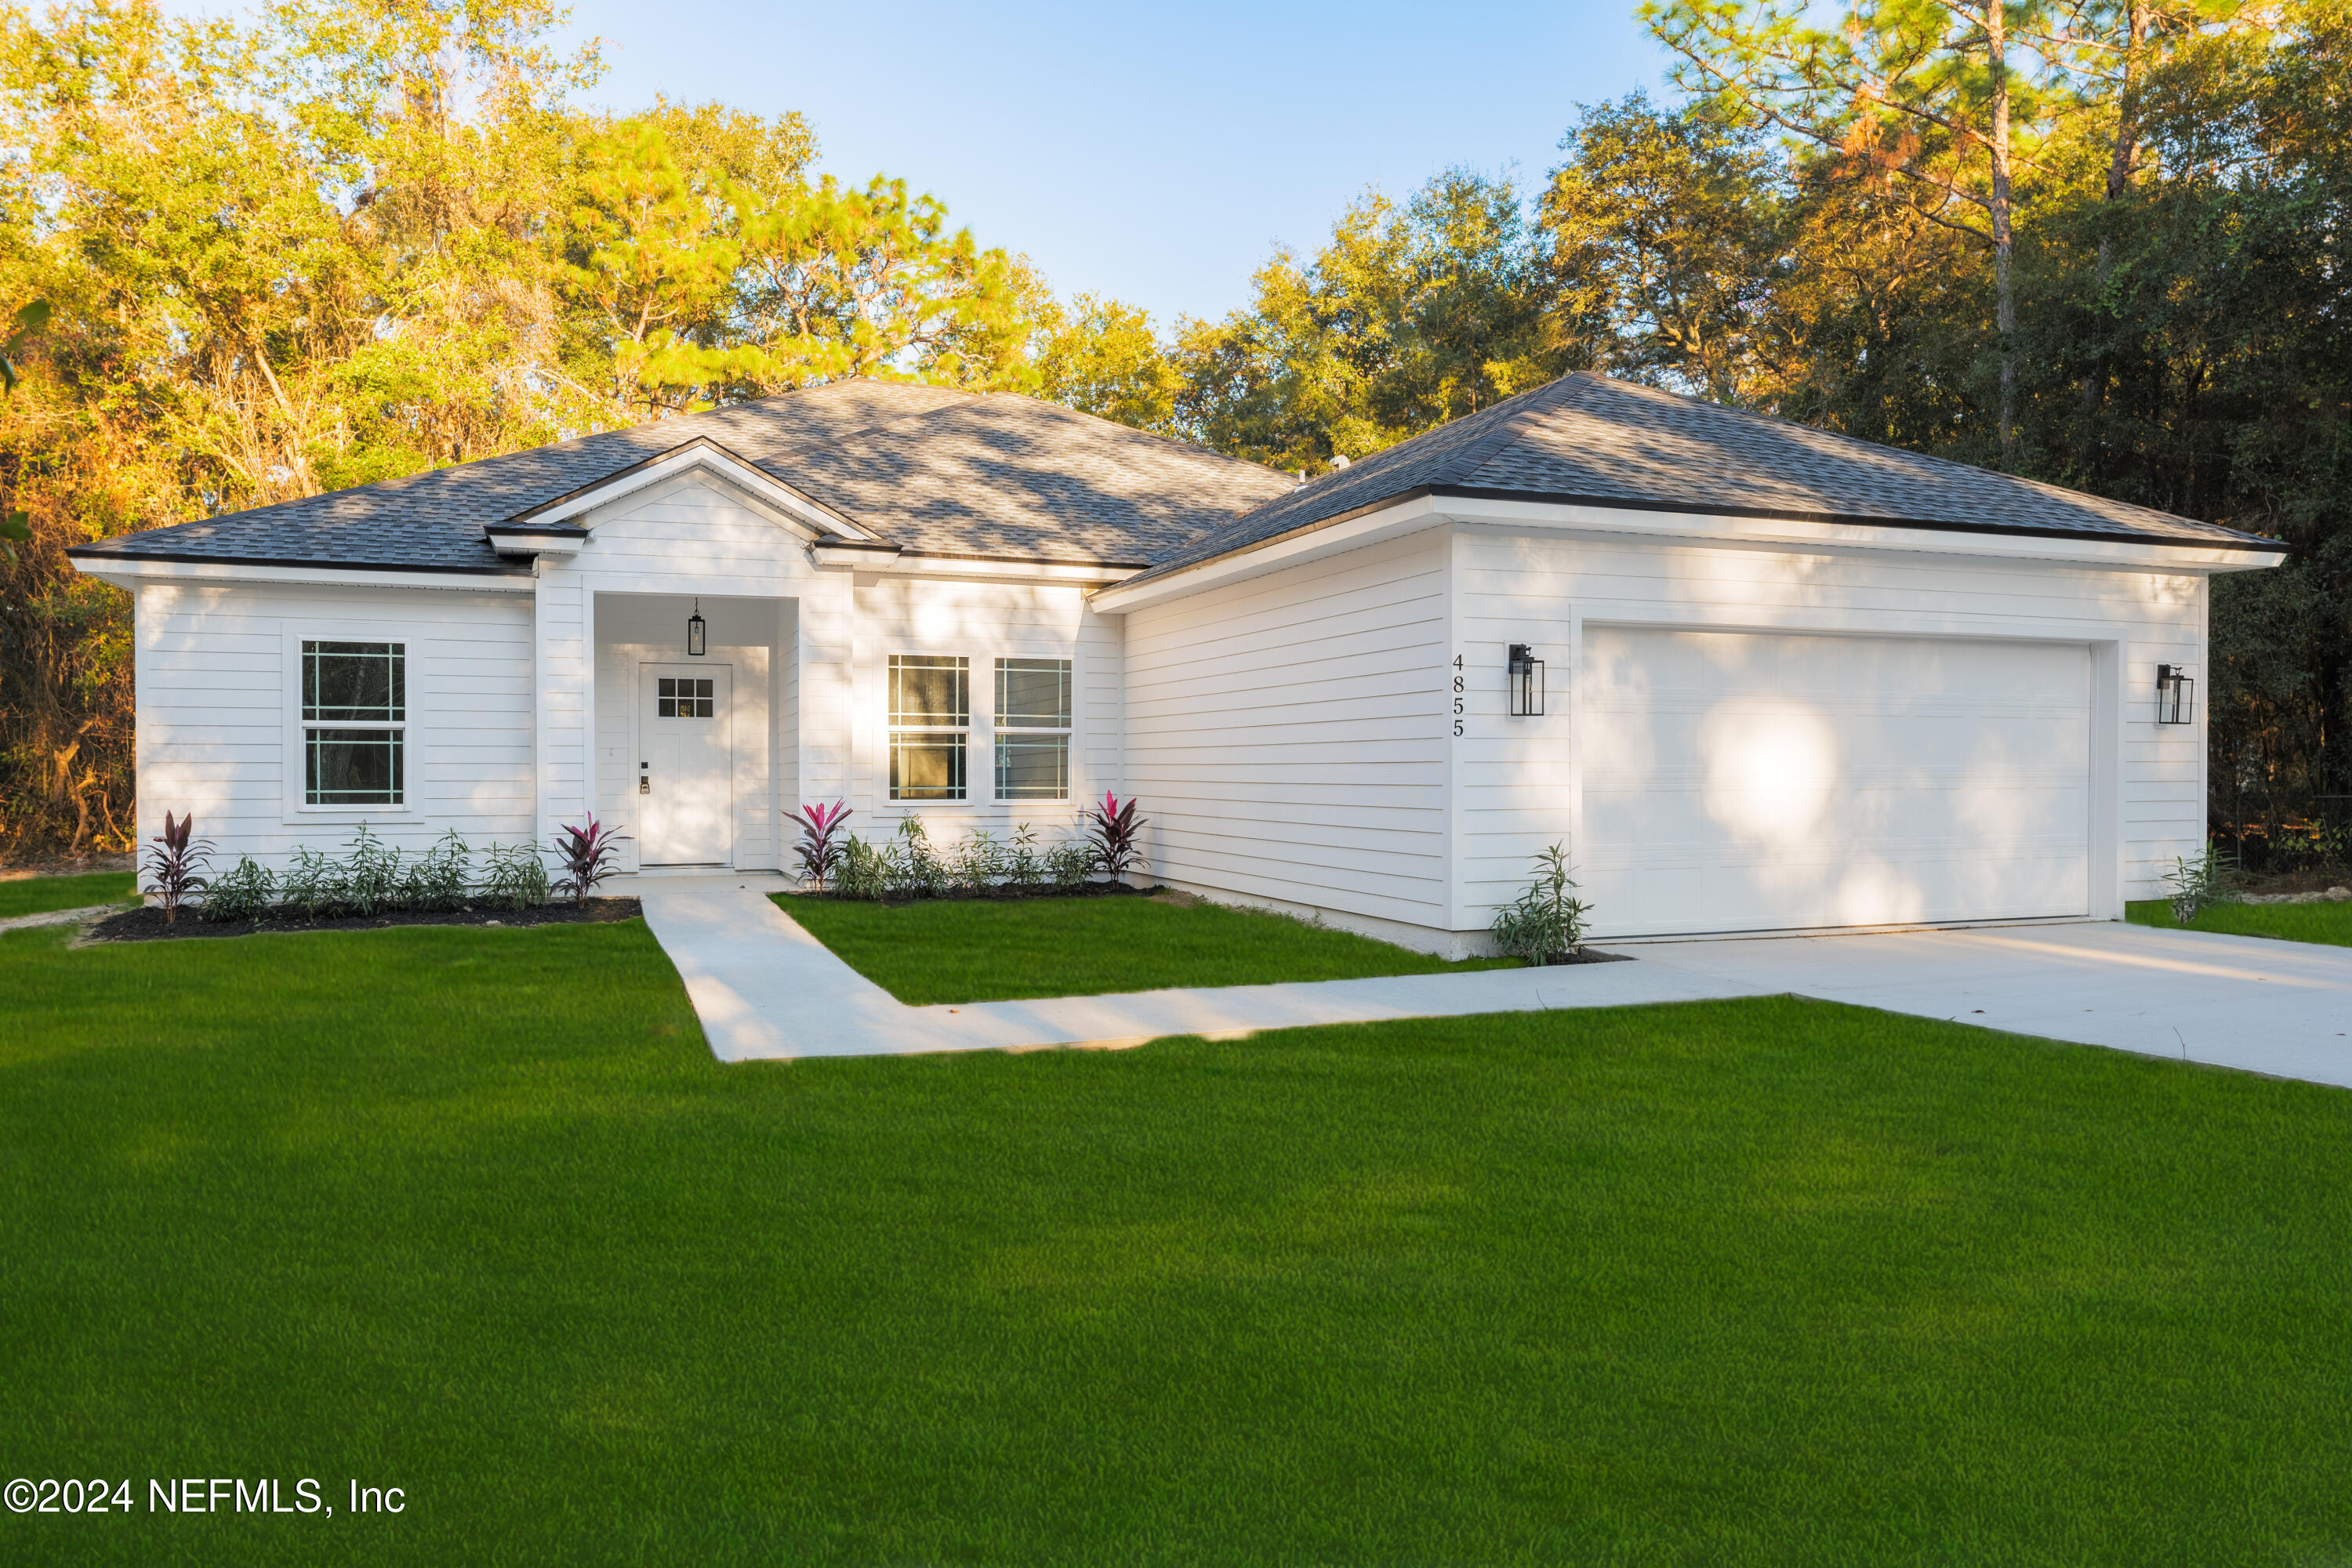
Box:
[87,898,641,942]
[787,883,1157,908]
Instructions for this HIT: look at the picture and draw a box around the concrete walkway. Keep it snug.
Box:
[633,881,2352,1089]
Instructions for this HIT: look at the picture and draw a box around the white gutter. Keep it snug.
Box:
[68,557,536,593]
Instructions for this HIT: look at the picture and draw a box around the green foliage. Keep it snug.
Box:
[400,829,471,913]
[339,824,402,916]
[277,845,348,920]
[1045,837,1094,893]
[833,835,886,902]
[202,855,278,924]
[478,840,550,912]
[1490,841,1592,965]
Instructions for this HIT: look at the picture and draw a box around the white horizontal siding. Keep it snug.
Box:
[1123,531,1450,930]
[134,580,535,871]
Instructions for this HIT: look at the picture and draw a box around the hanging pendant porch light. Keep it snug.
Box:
[687,597,706,658]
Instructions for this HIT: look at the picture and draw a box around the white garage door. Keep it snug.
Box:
[1581,628,2091,938]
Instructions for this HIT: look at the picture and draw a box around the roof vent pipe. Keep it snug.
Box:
[1329,454,1350,469]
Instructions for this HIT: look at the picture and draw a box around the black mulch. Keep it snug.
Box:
[88,898,642,942]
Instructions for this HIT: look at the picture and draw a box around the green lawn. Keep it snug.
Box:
[776,891,1512,1003]
[2129,895,2352,946]
[0,869,136,920]
[6,919,2352,1563]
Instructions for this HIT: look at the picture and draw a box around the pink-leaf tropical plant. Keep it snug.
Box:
[141,810,213,924]
[1083,791,1146,884]
[552,815,626,905]
[789,800,853,891]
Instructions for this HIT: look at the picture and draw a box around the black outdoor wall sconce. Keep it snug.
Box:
[2155,662,2194,725]
[687,597,706,658]
[1508,643,1545,717]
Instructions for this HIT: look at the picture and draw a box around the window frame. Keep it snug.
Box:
[992,656,1073,802]
[281,624,424,822]
[887,653,971,804]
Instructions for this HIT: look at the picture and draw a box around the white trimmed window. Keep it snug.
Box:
[889,654,968,801]
[993,658,1071,801]
[302,640,405,806]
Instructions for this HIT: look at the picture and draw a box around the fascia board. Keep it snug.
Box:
[1092,493,2283,614]
[1438,495,2286,572]
[1088,495,1449,612]
[68,557,535,593]
[515,438,875,541]
[808,543,1141,586]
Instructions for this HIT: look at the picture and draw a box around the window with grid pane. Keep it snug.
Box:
[994,657,1070,800]
[656,677,715,718]
[889,655,968,800]
[303,641,405,804]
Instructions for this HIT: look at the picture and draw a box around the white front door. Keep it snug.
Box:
[1581,629,2092,937]
[640,664,733,866]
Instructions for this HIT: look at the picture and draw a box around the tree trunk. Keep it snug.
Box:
[1987,0,2016,464]
[2082,2,2151,445]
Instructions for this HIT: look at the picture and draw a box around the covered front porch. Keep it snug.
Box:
[588,591,798,875]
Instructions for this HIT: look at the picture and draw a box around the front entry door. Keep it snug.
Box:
[640,664,733,865]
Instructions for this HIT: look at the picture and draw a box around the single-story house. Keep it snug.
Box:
[71,372,2281,954]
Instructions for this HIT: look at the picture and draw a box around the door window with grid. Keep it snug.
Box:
[656,676,715,717]
[993,658,1071,800]
[302,641,405,805]
[889,655,968,800]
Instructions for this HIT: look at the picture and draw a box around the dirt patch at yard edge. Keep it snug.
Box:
[87,898,641,942]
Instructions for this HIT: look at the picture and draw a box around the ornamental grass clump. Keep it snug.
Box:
[1490,841,1592,966]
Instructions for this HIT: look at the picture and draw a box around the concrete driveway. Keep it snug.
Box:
[1619,921,2352,1089]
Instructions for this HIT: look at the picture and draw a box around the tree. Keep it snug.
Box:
[1646,0,2074,461]
[1540,93,1788,403]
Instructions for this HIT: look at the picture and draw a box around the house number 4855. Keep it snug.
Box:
[1451,654,1465,737]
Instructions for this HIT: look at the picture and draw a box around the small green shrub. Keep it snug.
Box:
[1490,841,1591,966]
[202,855,276,924]
[400,830,470,913]
[887,818,947,899]
[1007,824,1044,895]
[2165,844,2229,924]
[1046,838,1093,892]
[834,836,886,901]
[953,829,1006,895]
[278,845,347,920]
[478,841,550,911]
[342,825,404,916]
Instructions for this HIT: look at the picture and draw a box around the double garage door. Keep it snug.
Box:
[1580,628,2092,938]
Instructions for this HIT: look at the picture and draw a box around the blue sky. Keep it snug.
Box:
[552,1,1673,326]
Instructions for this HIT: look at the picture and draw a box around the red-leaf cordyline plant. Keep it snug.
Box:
[552,815,626,905]
[789,800,853,891]
[141,811,213,924]
[1083,792,1146,884]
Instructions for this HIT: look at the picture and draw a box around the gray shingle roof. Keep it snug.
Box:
[69,370,2274,582]
[1134,372,2276,583]
[67,380,1296,574]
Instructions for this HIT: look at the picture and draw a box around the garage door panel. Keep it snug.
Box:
[1582,629,2091,937]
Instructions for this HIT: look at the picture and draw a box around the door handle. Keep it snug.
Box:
[639,761,650,795]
